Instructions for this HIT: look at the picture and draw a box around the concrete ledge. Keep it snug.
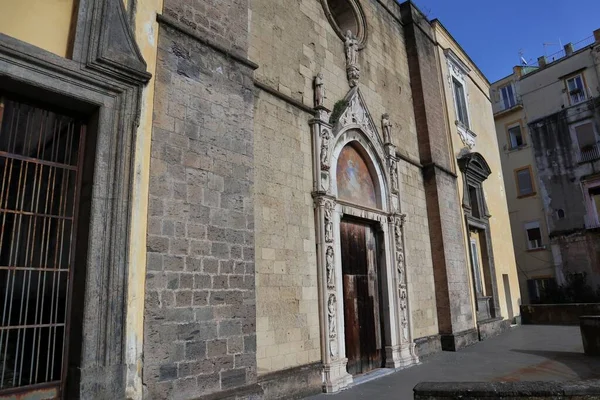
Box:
[440,328,479,351]
[414,380,600,399]
[521,304,600,325]
[478,317,511,341]
[414,334,442,359]
[258,362,322,399]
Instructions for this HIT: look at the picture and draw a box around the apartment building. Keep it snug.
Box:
[492,29,600,304]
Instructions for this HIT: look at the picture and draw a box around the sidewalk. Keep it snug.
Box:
[307,325,600,399]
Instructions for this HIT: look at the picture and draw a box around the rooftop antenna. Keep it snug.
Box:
[543,39,563,60]
[518,49,528,65]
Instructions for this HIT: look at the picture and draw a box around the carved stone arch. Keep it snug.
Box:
[331,130,389,211]
[332,87,385,153]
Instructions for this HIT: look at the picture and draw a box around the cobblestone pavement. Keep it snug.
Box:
[307,325,600,399]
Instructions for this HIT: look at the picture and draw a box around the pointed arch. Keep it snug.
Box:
[331,130,388,210]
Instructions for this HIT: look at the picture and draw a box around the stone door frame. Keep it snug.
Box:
[310,87,418,393]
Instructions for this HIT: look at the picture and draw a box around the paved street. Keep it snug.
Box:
[308,325,600,399]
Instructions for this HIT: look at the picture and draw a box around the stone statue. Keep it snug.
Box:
[400,290,409,341]
[390,159,399,193]
[382,113,392,144]
[344,30,358,66]
[344,30,360,87]
[320,129,331,170]
[328,294,337,338]
[326,246,335,289]
[314,73,325,108]
[324,201,334,243]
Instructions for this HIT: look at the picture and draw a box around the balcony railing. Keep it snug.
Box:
[578,143,600,163]
[493,96,523,115]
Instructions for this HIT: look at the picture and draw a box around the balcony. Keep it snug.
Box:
[493,96,523,116]
[577,143,600,163]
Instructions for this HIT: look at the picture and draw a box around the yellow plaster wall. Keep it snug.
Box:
[492,78,554,304]
[124,0,163,398]
[0,0,75,57]
[249,0,438,373]
[434,25,522,321]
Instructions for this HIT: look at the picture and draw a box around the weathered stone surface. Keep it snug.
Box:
[144,4,256,396]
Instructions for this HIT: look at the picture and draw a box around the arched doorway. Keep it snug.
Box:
[310,87,419,392]
[336,143,385,375]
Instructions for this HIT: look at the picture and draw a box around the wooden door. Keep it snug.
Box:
[340,219,384,376]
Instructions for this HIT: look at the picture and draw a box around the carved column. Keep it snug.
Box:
[314,196,352,392]
[384,134,419,367]
[310,82,352,392]
[310,104,333,195]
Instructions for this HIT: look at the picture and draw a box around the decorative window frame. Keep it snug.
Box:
[445,49,476,149]
[0,0,151,397]
[320,0,368,47]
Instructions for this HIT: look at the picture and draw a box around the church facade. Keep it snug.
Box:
[0,0,519,399]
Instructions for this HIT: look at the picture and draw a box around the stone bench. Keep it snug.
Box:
[581,316,600,356]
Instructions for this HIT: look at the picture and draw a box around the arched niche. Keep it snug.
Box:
[331,129,388,211]
[320,0,368,47]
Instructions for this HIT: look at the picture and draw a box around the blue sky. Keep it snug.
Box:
[410,0,600,83]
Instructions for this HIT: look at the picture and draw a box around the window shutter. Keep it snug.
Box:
[575,122,596,148]
[517,169,533,195]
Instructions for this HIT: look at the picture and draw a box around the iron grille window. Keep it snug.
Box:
[0,95,86,397]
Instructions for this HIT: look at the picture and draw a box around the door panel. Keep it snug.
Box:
[340,220,383,375]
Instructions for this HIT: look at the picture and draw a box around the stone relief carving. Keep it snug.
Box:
[390,158,399,194]
[344,31,360,87]
[456,122,476,149]
[382,113,392,144]
[314,73,326,108]
[326,246,335,289]
[328,293,337,338]
[391,213,409,343]
[339,95,379,147]
[399,289,409,341]
[324,200,334,243]
[320,128,332,171]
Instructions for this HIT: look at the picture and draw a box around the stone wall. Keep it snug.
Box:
[143,11,258,399]
[399,161,438,340]
[253,90,321,374]
[401,2,475,348]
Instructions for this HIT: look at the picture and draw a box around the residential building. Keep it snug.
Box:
[492,67,555,304]
[492,29,600,304]
[0,1,519,399]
